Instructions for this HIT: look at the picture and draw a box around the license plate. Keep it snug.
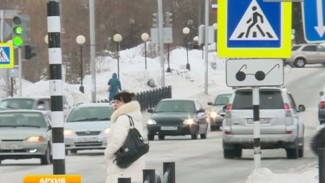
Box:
[247,118,270,124]
[0,144,23,150]
[77,137,98,142]
[161,126,178,131]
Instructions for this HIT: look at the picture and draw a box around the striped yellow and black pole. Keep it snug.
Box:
[47,0,65,174]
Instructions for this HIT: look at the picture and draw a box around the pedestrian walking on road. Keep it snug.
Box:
[108,73,121,101]
[104,91,145,183]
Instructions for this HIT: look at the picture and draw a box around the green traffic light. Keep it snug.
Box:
[13,36,23,46]
[13,26,23,35]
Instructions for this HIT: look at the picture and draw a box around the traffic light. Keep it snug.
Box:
[165,11,173,27]
[24,45,36,59]
[12,15,30,47]
[12,15,23,47]
[152,13,158,28]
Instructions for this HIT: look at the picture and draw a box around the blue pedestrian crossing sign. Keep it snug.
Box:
[0,43,14,68]
[218,0,292,58]
[302,0,325,42]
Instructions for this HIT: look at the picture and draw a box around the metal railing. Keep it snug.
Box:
[135,86,172,111]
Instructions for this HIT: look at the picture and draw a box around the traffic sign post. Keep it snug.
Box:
[218,0,292,58]
[0,42,14,68]
[302,0,325,42]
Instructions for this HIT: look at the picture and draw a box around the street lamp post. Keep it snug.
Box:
[183,27,191,70]
[141,33,149,70]
[213,23,218,51]
[113,34,123,79]
[76,35,86,93]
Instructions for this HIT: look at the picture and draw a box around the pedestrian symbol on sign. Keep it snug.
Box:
[230,0,278,41]
[0,48,10,63]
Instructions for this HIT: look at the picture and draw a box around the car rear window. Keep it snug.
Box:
[232,90,284,110]
[291,45,301,51]
[0,99,35,110]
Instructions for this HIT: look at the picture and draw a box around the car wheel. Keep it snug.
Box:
[40,148,51,165]
[216,125,221,131]
[191,130,198,139]
[158,135,165,140]
[234,148,242,158]
[148,134,154,141]
[298,144,304,158]
[70,149,78,154]
[294,58,306,68]
[223,149,235,159]
[286,139,298,159]
[65,150,69,155]
[210,125,217,131]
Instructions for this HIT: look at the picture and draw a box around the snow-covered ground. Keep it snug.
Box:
[2,43,319,182]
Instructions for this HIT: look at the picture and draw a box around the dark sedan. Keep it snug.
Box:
[147,99,208,140]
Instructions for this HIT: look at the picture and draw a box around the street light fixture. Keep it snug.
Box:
[113,33,123,79]
[76,35,86,93]
[183,27,191,70]
[141,33,150,70]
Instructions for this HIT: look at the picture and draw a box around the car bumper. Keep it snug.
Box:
[222,133,297,149]
[0,141,48,160]
[147,124,197,136]
[65,136,107,150]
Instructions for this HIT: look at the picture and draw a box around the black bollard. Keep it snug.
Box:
[163,162,175,183]
[319,148,325,183]
[143,169,155,183]
[118,177,131,183]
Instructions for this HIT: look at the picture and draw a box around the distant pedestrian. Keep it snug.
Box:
[108,73,121,101]
[104,91,145,183]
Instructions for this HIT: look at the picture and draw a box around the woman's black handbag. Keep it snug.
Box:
[114,115,149,168]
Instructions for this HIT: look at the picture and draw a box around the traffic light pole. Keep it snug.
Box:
[18,47,22,96]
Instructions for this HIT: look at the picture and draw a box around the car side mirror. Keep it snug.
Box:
[198,108,205,113]
[147,108,154,113]
[207,102,214,106]
[298,105,305,112]
[37,104,45,110]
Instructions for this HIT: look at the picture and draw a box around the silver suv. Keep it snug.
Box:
[222,87,305,159]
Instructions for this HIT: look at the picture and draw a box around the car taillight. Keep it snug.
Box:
[226,104,232,111]
[321,101,325,109]
[285,103,293,118]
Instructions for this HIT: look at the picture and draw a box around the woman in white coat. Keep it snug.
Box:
[105,91,145,183]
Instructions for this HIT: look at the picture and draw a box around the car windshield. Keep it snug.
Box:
[0,112,47,128]
[0,99,35,110]
[214,94,231,105]
[155,101,196,113]
[232,90,284,110]
[66,106,114,122]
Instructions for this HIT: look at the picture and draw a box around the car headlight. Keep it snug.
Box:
[147,119,157,125]
[103,128,110,135]
[183,118,195,125]
[64,129,74,137]
[210,111,218,118]
[26,136,45,142]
